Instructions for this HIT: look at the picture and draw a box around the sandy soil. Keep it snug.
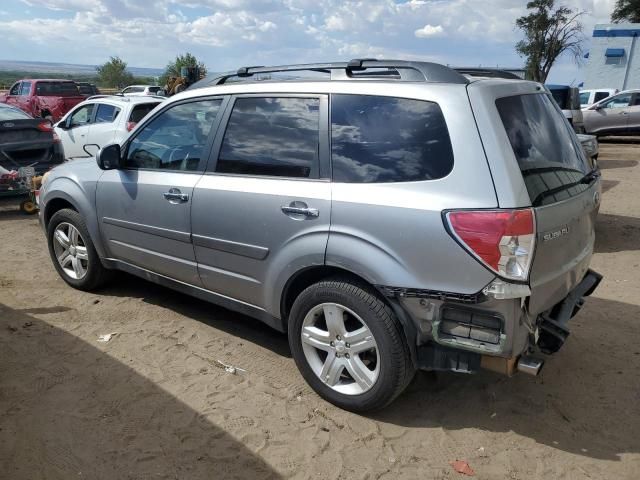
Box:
[1,142,639,480]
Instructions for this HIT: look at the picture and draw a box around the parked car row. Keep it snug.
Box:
[39,59,602,412]
[0,79,163,122]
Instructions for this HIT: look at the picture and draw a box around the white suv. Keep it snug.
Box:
[121,85,163,96]
[54,96,163,159]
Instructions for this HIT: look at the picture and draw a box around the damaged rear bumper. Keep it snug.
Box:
[381,268,602,376]
[536,268,602,354]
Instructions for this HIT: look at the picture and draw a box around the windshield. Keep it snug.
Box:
[579,92,590,105]
[36,82,80,97]
[496,93,590,206]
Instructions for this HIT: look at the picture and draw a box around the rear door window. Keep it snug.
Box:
[330,94,454,183]
[496,93,589,206]
[94,104,117,123]
[216,97,320,178]
[594,91,610,103]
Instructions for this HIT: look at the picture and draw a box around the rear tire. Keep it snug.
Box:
[47,208,111,291]
[288,278,414,412]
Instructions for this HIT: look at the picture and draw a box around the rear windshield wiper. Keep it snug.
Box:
[530,168,600,206]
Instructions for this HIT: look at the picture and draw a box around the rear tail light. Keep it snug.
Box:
[445,209,535,282]
[37,121,53,132]
[126,121,136,132]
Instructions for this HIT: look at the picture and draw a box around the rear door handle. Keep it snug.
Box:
[163,188,189,203]
[281,205,319,217]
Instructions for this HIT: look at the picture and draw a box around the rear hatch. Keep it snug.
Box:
[494,91,599,314]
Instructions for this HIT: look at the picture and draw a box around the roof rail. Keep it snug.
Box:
[86,94,125,100]
[189,59,469,89]
[454,67,523,80]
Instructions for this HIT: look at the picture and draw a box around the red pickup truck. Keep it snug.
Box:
[0,79,85,122]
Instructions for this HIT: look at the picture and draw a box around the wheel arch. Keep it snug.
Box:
[43,196,77,227]
[43,185,106,258]
[279,265,419,367]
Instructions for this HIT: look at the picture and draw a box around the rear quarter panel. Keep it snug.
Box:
[326,83,499,294]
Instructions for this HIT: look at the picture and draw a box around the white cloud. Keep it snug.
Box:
[414,24,444,38]
[0,0,620,84]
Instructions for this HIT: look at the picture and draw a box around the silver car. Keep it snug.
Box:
[583,89,640,135]
[39,60,602,412]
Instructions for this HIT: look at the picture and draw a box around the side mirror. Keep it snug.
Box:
[592,104,603,111]
[57,118,69,130]
[96,143,122,170]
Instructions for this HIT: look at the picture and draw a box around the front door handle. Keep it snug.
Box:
[281,204,319,218]
[163,188,189,203]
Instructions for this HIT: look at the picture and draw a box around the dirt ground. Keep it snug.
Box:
[1,142,639,480]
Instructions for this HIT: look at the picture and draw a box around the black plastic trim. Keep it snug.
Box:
[377,285,486,304]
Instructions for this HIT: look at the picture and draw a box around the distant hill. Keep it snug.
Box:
[0,59,163,77]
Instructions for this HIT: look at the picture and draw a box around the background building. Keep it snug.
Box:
[583,23,640,90]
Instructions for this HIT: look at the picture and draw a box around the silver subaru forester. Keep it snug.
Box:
[39,60,602,411]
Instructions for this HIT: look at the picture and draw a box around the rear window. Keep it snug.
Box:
[496,93,589,206]
[549,88,569,109]
[77,84,94,95]
[35,82,80,97]
[0,106,31,120]
[330,94,454,183]
[129,103,159,123]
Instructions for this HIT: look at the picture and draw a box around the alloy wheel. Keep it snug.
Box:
[301,302,380,395]
[53,222,89,280]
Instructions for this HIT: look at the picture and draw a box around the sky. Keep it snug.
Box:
[0,0,619,84]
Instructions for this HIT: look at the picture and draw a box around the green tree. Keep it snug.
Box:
[96,56,134,89]
[515,0,584,82]
[611,0,640,23]
[160,53,207,86]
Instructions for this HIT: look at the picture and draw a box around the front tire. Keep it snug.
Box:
[47,208,111,291]
[288,278,414,412]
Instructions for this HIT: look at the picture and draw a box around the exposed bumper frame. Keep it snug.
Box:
[537,269,603,354]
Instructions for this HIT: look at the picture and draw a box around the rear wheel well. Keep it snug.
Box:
[281,266,381,323]
[281,266,419,370]
[44,198,76,227]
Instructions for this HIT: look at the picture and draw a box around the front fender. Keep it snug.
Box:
[42,176,105,258]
